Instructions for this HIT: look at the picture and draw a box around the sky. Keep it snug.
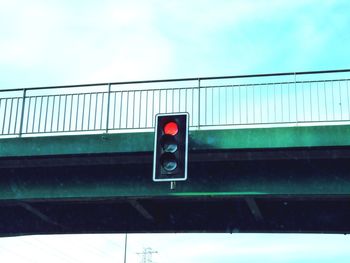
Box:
[0,233,350,263]
[1,0,350,89]
[1,0,350,262]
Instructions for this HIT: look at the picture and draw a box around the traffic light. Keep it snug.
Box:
[153,113,189,182]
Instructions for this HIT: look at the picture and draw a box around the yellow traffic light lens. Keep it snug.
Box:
[160,135,178,153]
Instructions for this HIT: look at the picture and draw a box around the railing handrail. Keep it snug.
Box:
[1,68,350,93]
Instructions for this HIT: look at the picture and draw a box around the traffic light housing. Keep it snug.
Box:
[153,113,189,182]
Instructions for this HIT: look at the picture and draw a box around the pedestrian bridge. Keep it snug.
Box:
[1,69,350,236]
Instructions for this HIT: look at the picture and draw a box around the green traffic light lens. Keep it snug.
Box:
[160,153,177,172]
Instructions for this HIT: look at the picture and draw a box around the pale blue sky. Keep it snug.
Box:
[1,233,350,263]
[1,0,350,89]
[1,0,350,262]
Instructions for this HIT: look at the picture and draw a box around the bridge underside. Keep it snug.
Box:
[1,125,350,236]
[1,195,350,236]
[1,147,350,236]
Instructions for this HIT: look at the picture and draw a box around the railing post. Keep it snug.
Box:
[18,88,27,137]
[105,83,111,133]
[198,78,201,130]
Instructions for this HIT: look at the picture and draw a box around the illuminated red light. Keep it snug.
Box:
[163,121,178,136]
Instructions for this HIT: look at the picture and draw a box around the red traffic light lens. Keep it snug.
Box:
[163,121,178,136]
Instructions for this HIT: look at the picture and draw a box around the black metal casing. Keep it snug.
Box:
[153,113,189,182]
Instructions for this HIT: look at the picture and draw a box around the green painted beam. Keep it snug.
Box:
[1,125,350,202]
[191,124,350,150]
[0,157,350,201]
[1,124,350,157]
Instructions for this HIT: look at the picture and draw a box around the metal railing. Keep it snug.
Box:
[1,69,350,137]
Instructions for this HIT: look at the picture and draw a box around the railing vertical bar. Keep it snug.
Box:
[145,91,149,128]
[225,86,228,124]
[132,91,136,127]
[198,79,201,127]
[56,96,61,132]
[192,87,194,126]
[159,90,162,114]
[151,91,155,127]
[81,94,85,130]
[260,85,263,123]
[339,81,343,119]
[347,80,350,119]
[8,98,14,134]
[212,87,214,125]
[113,92,117,129]
[0,100,2,134]
[106,84,111,132]
[294,73,298,123]
[150,90,155,127]
[274,84,277,122]
[2,99,8,134]
[125,91,129,128]
[302,82,306,121]
[2,99,8,135]
[217,87,222,125]
[295,82,299,122]
[0,99,2,134]
[100,93,104,130]
[172,89,174,113]
[184,88,187,113]
[88,94,92,130]
[287,83,291,122]
[280,83,283,122]
[138,91,142,128]
[232,86,235,124]
[245,86,248,124]
[324,81,328,121]
[14,97,20,134]
[76,94,80,131]
[32,97,37,133]
[331,81,335,119]
[238,85,241,124]
[309,82,313,121]
[63,95,67,131]
[119,92,123,129]
[317,82,320,121]
[252,85,255,123]
[37,96,43,132]
[205,86,208,126]
[181,89,187,112]
[69,95,74,131]
[267,85,270,123]
[50,96,55,132]
[176,89,182,112]
[94,93,98,130]
[26,97,31,133]
[218,87,221,125]
[165,90,168,113]
[18,89,27,136]
[44,96,49,132]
